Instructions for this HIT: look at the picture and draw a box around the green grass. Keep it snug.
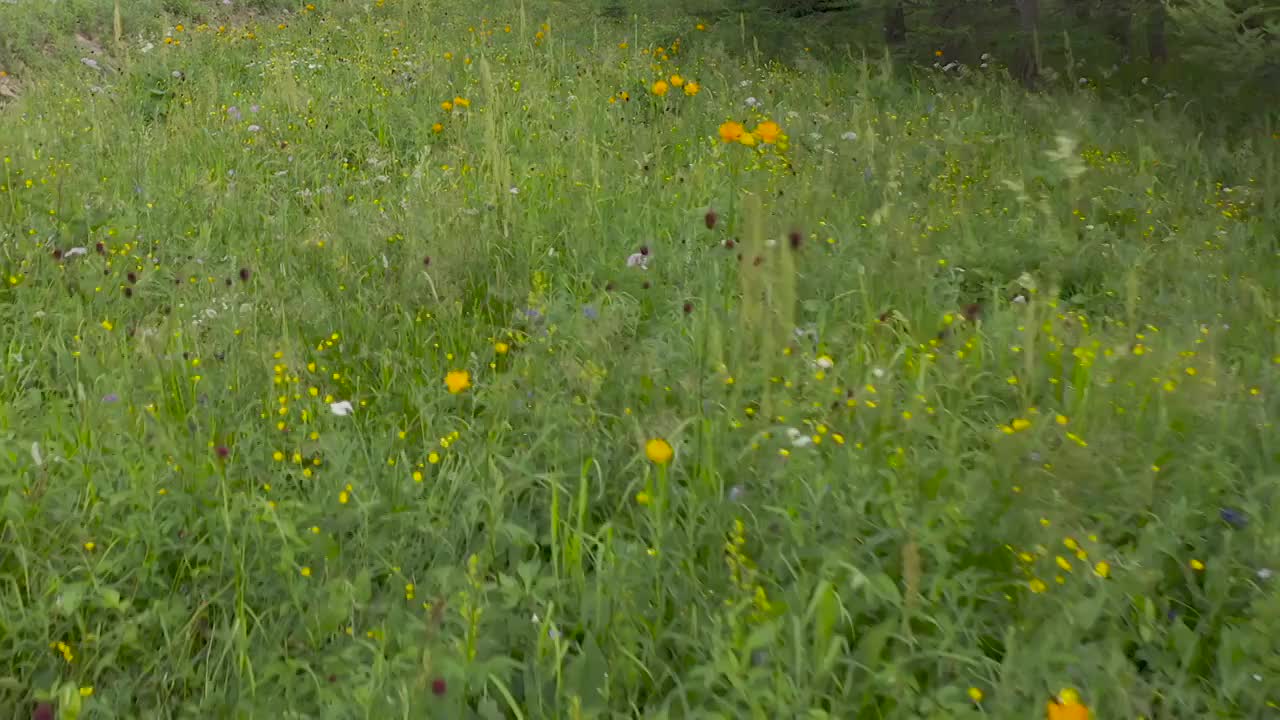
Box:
[1,1,1278,717]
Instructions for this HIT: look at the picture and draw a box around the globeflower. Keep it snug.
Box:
[754,120,781,144]
[718,121,745,143]
[645,438,674,465]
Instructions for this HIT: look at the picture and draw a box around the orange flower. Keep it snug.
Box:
[651,79,670,97]
[718,121,745,143]
[684,81,700,96]
[754,120,781,144]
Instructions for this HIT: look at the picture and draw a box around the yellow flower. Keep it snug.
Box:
[494,341,510,355]
[432,122,444,133]
[441,100,453,111]
[1047,688,1090,720]
[645,438,674,465]
[1028,578,1047,593]
[634,491,651,506]
[754,120,781,144]
[669,74,685,87]
[968,687,984,703]
[1011,417,1032,431]
[651,79,670,96]
[1190,558,1205,571]
[738,131,757,146]
[300,566,312,577]
[454,96,470,108]
[79,686,93,697]
[445,370,471,394]
[684,81,700,96]
[1056,414,1069,425]
[1093,561,1110,578]
[718,121,745,143]
[696,22,707,31]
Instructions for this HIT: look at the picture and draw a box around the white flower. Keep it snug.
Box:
[64,247,88,258]
[816,356,834,370]
[1013,294,1027,304]
[31,442,43,467]
[841,131,858,141]
[745,96,761,108]
[626,252,649,269]
[329,400,354,416]
[786,428,813,448]
[871,367,885,378]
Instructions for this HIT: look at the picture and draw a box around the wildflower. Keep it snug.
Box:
[968,687,984,703]
[669,74,685,87]
[494,341,510,355]
[738,131,757,146]
[1046,688,1090,720]
[719,121,745,143]
[329,400,354,416]
[651,79,669,96]
[684,81,700,96]
[432,123,444,133]
[1190,558,1205,571]
[441,100,453,111]
[754,120,781,144]
[645,438,674,465]
[1028,578,1047,593]
[1093,561,1110,578]
[626,252,650,269]
[300,566,312,577]
[705,208,718,229]
[432,678,447,696]
[445,370,471,394]
[635,491,651,506]
[1011,417,1032,431]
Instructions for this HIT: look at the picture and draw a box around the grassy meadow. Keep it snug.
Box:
[0,1,1278,717]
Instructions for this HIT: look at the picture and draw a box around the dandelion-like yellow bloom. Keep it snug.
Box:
[738,131,757,146]
[445,370,471,394]
[645,438,674,465]
[441,101,453,111]
[718,121,745,143]
[684,81,700,96]
[651,79,670,96]
[432,123,444,133]
[669,74,685,87]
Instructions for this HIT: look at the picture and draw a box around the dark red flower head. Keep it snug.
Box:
[704,209,718,230]
[33,703,55,720]
[788,229,803,250]
[431,678,447,696]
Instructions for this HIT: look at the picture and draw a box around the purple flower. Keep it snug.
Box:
[583,305,598,320]
[227,105,242,121]
[1220,507,1247,529]
[102,393,120,403]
